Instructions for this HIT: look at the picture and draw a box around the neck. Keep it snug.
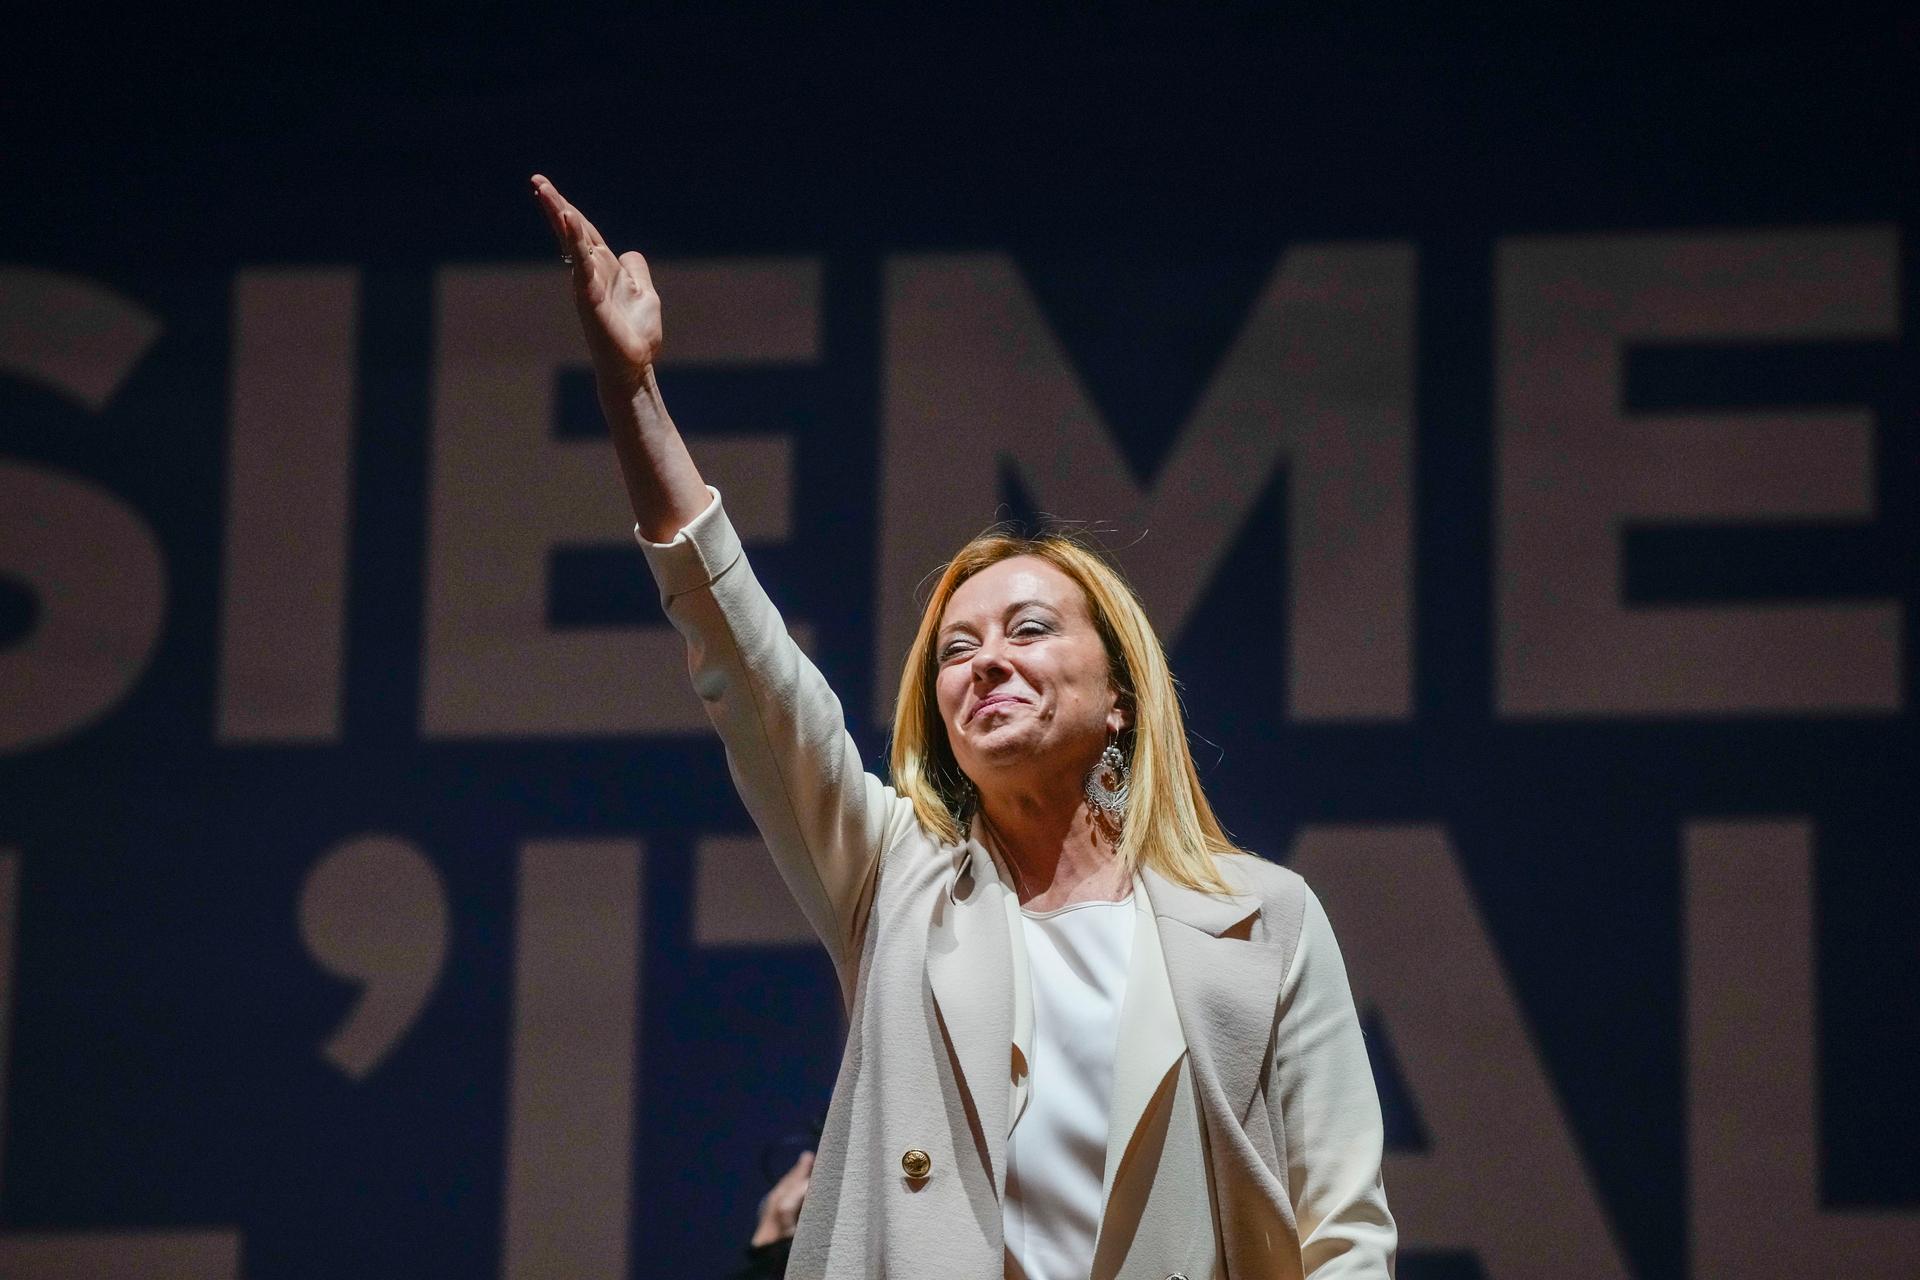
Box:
[976,780,1126,910]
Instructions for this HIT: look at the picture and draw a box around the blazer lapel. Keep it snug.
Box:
[925,836,1016,1196]
[1142,864,1288,1127]
[1006,877,1034,1132]
[1098,877,1186,1217]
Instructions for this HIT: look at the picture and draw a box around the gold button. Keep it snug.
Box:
[901,1148,932,1179]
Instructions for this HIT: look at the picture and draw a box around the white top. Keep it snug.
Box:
[1004,896,1135,1280]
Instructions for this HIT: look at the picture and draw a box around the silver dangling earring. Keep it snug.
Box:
[1084,735,1129,826]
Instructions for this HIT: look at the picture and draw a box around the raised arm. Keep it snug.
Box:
[531,176,912,986]
[531,174,708,542]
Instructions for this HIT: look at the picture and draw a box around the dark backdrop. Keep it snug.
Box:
[2,10,1914,1279]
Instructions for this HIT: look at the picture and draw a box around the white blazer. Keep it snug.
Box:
[641,490,1395,1279]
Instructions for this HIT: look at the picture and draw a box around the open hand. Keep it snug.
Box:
[751,1150,813,1247]
[531,174,662,393]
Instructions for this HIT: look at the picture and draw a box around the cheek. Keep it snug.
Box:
[933,669,965,724]
[1061,650,1114,711]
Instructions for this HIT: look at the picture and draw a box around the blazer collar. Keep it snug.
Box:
[926,830,1019,1197]
[1140,862,1263,937]
[1098,878,1187,1222]
[1142,859,1289,1129]
[929,841,1278,1205]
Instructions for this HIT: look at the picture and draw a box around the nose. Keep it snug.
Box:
[969,634,1010,682]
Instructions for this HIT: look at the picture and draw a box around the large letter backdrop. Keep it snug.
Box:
[2,15,1913,1279]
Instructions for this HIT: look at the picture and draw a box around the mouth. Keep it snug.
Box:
[967,694,1029,723]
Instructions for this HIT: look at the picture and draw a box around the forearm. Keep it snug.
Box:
[601,365,710,543]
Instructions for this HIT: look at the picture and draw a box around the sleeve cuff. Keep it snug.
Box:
[632,486,744,601]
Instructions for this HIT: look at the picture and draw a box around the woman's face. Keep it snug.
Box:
[933,555,1127,794]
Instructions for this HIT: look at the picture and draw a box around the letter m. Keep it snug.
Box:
[877,248,1415,723]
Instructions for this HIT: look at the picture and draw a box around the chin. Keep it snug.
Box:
[961,727,1055,775]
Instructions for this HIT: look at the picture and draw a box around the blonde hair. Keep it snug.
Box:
[889,530,1243,894]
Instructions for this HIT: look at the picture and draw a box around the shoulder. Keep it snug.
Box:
[1214,849,1306,903]
[1214,851,1312,954]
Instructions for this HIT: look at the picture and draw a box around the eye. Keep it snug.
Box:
[938,637,975,661]
[1011,618,1052,639]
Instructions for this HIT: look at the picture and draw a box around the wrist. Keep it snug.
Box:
[597,359,654,403]
[598,364,666,430]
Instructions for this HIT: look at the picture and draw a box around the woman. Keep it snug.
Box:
[532,174,1395,1280]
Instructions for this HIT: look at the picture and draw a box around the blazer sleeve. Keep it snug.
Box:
[636,488,918,991]
[1274,887,1398,1277]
